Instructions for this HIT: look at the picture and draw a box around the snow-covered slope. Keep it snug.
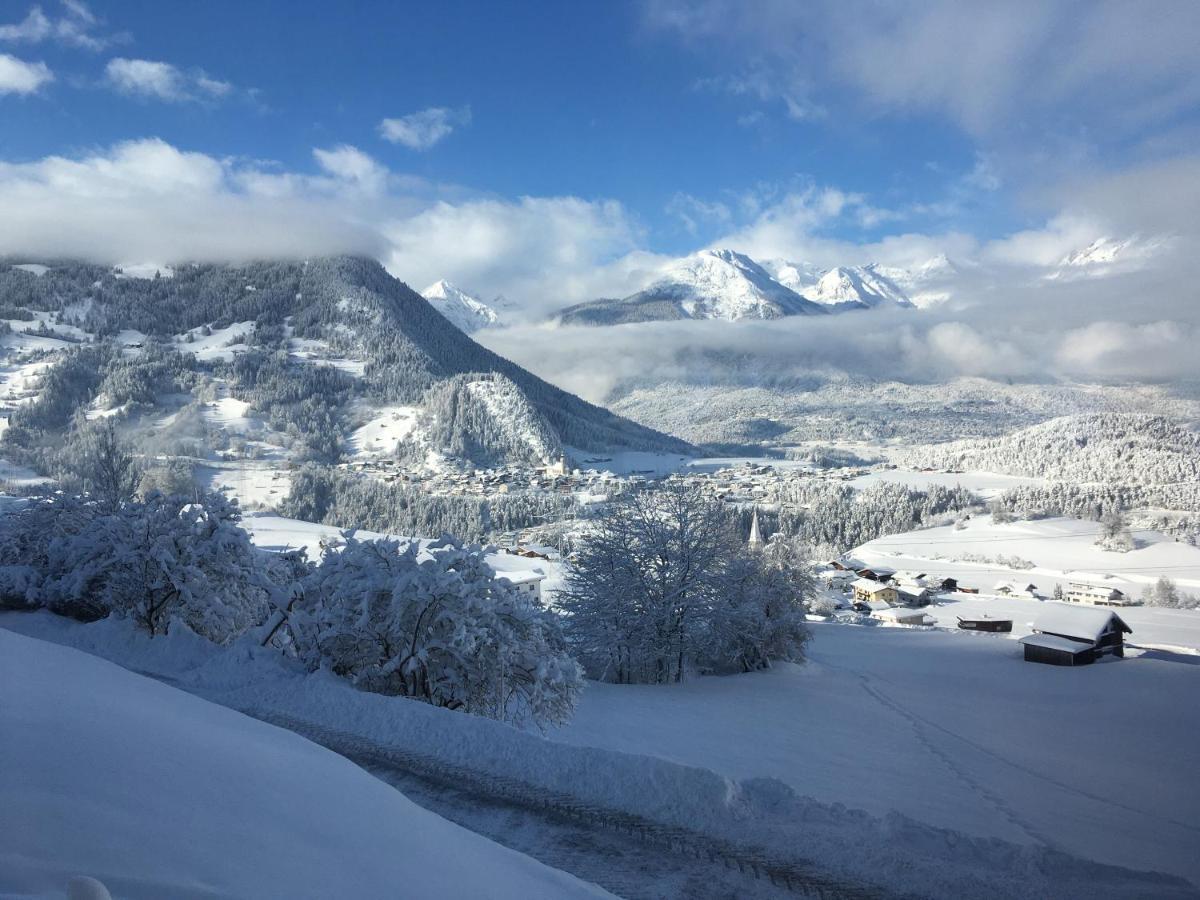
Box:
[873,254,960,308]
[559,249,826,324]
[765,261,913,311]
[1048,236,1164,282]
[0,628,608,900]
[422,280,501,333]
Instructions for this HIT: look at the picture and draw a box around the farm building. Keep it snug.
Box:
[1019,604,1132,666]
[874,607,934,626]
[1064,581,1133,606]
[852,579,898,604]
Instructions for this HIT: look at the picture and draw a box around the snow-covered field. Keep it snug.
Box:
[556,621,1200,889]
[852,514,1200,596]
[194,462,292,509]
[242,513,552,584]
[849,468,1046,498]
[348,404,420,456]
[5,611,1193,899]
[173,321,255,361]
[0,628,609,899]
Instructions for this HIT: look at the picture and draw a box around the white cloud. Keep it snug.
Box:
[0,138,381,263]
[379,106,471,150]
[703,182,903,261]
[383,195,646,311]
[0,1,110,50]
[105,57,236,103]
[646,0,1200,141]
[312,144,390,195]
[0,52,51,94]
[0,137,648,317]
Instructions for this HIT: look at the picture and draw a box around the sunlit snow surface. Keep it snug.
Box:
[0,628,610,900]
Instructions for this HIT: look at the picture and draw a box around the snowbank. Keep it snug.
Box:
[0,627,608,900]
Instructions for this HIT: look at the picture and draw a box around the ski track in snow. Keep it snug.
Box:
[828,657,1200,847]
[835,664,1054,848]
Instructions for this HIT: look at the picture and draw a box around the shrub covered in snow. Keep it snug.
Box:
[0,490,278,642]
[560,483,812,684]
[289,536,582,727]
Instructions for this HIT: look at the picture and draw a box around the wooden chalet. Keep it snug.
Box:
[1019,604,1132,666]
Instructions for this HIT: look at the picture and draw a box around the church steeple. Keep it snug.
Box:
[748,506,764,548]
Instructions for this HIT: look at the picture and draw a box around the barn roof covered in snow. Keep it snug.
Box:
[1019,633,1093,654]
[1032,603,1132,642]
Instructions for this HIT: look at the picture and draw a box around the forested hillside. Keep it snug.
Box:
[0,258,690,469]
[897,414,1200,486]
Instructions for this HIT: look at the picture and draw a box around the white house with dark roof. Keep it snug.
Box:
[1064,581,1132,606]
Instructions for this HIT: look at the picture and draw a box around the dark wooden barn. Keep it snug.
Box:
[1019,605,1132,666]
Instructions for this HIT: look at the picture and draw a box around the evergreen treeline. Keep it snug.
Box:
[745,480,978,556]
[280,465,577,542]
[897,414,1200,486]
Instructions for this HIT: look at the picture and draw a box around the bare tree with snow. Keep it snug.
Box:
[290,536,582,727]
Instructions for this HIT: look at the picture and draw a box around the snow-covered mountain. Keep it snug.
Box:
[763,260,913,311]
[558,249,827,325]
[556,248,971,325]
[1047,236,1164,282]
[872,254,960,308]
[0,258,691,469]
[422,280,501,333]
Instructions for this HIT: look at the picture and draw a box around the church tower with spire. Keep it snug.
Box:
[748,506,764,548]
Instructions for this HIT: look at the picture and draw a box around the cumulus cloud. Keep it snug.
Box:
[0,52,51,94]
[0,138,382,262]
[105,57,234,103]
[383,196,649,310]
[0,137,650,316]
[312,144,390,195]
[379,106,471,150]
[0,1,111,50]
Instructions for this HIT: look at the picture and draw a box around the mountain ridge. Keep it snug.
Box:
[0,256,692,469]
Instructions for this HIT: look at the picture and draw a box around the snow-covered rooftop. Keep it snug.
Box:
[1019,633,1093,654]
[1032,603,1131,642]
[852,578,892,593]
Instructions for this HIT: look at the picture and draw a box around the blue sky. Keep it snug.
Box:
[2,0,999,250]
[1,0,1198,312]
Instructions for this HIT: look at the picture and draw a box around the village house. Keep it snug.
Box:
[496,570,547,604]
[852,578,898,605]
[1019,604,1132,666]
[994,581,1039,599]
[1064,581,1134,606]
